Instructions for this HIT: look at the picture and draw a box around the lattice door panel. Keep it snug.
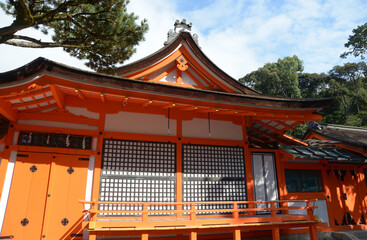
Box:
[100,139,176,216]
[182,144,247,214]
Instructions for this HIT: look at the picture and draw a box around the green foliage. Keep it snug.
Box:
[0,0,148,74]
[239,57,367,139]
[341,23,367,60]
[298,73,329,98]
[239,55,303,98]
[327,62,367,121]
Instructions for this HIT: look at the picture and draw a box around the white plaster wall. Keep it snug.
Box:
[65,106,100,120]
[182,72,197,85]
[105,112,176,136]
[161,70,176,83]
[17,119,98,131]
[187,69,209,87]
[289,199,329,226]
[182,118,242,140]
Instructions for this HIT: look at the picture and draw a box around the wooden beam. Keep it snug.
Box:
[74,88,85,100]
[179,105,197,111]
[162,102,175,109]
[196,107,217,113]
[150,65,176,82]
[0,100,17,121]
[50,84,65,110]
[282,134,308,146]
[100,92,105,103]
[122,96,129,108]
[18,111,99,126]
[142,99,152,108]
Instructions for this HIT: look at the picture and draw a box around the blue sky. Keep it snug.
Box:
[1,0,367,79]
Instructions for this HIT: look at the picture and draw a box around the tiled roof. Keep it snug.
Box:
[281,145,366,162]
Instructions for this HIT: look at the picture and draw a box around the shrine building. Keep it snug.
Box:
[0,19,366,240]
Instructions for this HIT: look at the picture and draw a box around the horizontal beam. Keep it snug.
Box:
[18,111,100,126]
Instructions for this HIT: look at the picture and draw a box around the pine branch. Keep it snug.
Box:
[5,35,79,48]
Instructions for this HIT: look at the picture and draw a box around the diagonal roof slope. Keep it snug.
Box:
[116,31,259,95]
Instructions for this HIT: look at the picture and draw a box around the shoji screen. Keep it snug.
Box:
[99,139,176,216]
[182,144,246,213]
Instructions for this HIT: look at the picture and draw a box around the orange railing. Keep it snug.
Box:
[80,199,318,230]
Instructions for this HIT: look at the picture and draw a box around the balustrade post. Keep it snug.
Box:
[306,201,314,218]
[270,202,276,217]
[272,226,280,240]
[232,202,239,219]
[143,203,149,222]
[141,233,149,240]
[89,202,97,222]
[190,203,196,222]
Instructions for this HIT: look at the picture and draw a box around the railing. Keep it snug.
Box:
[80,199,318,230]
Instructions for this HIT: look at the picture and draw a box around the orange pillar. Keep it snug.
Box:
[190,231,197,240]
[233,229,241,240]
[89,232,97,240]
[242,117,255,214]
[142,233,149,240]
[176,119,183,217]
[272,226,280,240]
[309,225,318,240]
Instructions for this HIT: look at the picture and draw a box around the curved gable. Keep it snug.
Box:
[117,32,259,95]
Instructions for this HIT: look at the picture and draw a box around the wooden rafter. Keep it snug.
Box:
[100,93,106,103]
[122,96,129,107]
[249,126,289,145]
[74,89,85,100]
[4,88,51,101]
[11,96,53,109]
[254,119,308,146]
[142,99,153,108]
[162,102,175,109]
[21,103,58,113]
[273,121,291,131]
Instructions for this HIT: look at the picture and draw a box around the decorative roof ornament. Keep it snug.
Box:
[164,19,199,46]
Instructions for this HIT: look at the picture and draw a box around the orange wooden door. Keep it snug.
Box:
[1,152,51,239]
[41,154,88,240]
[327,167,365,226]
[1,153,88,240]
[342,169,364,225]
[327,169,346,226]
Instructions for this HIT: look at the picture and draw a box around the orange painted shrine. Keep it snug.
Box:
[0,20,366,240]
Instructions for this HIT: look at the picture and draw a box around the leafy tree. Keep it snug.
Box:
[327,62,367,121]
[239,55,303,98]
[298,73,329,98]
[341,23,367,59]
[0,0,148,73]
